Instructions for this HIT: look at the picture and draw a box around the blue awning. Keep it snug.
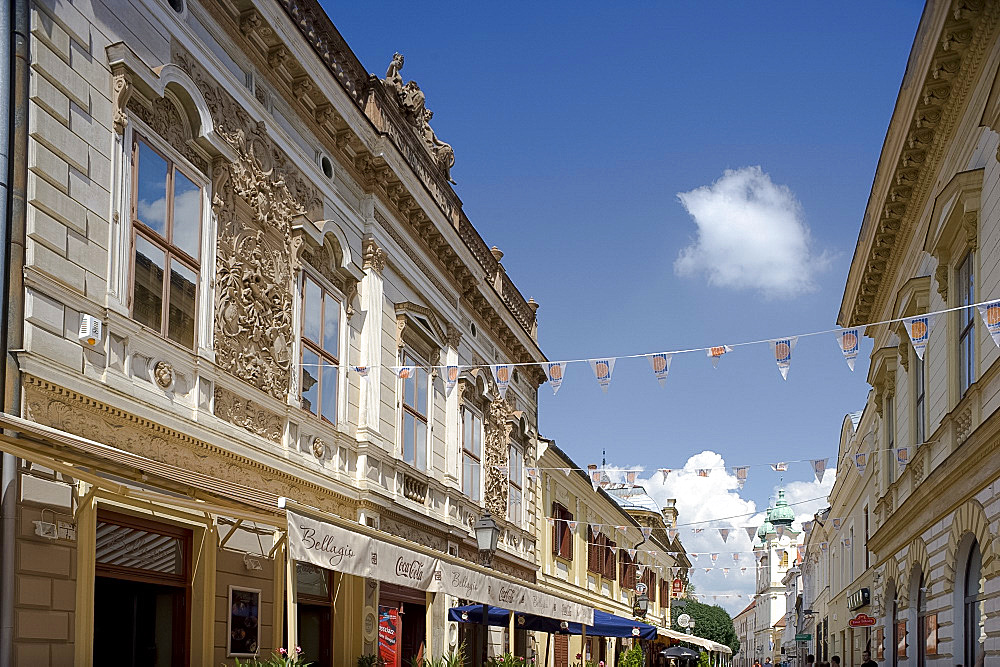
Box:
[448,605,657,640]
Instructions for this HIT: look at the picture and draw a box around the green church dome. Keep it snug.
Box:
[768,489,795,526]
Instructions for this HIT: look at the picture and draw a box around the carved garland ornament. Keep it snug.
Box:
[483,394,513,519]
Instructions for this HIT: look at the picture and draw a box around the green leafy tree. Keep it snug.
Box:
[671,600,739,654]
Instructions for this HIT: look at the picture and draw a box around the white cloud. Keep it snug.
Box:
[637,451,763,614]
[674,166,830,299]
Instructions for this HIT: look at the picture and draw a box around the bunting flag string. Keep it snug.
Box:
[812,458,828,484]
[299,301,999,393]
[444,365,458,393]
[734,466,749,489]
[490,364,513,399]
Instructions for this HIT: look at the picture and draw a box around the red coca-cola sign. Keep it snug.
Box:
[849,613,876,627]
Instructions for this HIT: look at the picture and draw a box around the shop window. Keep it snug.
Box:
[130,135,202,348]
[552,502,573,560]
[958,251,975,396]
[507,442,522,523]
[300,273,341,424]
[296,563,334,666]
[400,350,429,470]
[462,407,482,501]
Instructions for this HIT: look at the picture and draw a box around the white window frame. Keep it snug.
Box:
[399,348,430,471]
[461,405,482,501]
[296,268,346,428]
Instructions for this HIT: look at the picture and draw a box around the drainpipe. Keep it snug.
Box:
[1,0,29,662]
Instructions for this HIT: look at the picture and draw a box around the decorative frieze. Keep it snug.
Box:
[213,386,283,443]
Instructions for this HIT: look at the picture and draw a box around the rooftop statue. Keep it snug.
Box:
[381,53,456,183]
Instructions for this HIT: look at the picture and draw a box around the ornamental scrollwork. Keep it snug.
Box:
[483,394,512,519]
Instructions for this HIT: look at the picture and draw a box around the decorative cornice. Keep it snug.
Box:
[841,0,1000,327]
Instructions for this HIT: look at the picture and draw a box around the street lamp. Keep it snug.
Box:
[633,592,649,619]
[474,511,500,666]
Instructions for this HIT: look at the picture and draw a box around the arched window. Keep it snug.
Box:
[916,571,927,667]
[963,540,985,666]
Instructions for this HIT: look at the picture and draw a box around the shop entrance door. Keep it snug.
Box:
[297,603,333,666]
[92,511,191,667]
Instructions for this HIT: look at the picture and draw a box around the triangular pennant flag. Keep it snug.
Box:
[704,568,712,574]
[802,521,813,535]
[353,365,370,377]
[796,546,805,563]
[659,468,671,483]
[855,452,867,475]
[692,528,704,534]
[647,353,673,386]
[668,528,678,541]
[812,459,828,484]
[770,462,788,472]
[491,364,513,399]
[776,525,786,538]
[723,568,729,578]
[843,537,851,548]
[690,553,699,561]
[526,467,538,480]
[832,518,841,531]
[697,469,710,478]
[648,551,658,558]
[626,471,638,485]
[591,523,603,533]
[719,528,730,542]
[641,527,653,540]
[902,314,935,360]
[896,446,910,467]
[626,549,637,559]
[589,358,616,393]
[741,567,748,574]
[397,365,415,379]
[609,545,617,555]
[711,553,719,563]
[733,553,740,562]
[978,302,1000,348]
[444,365,459,393]
[733,466,749,490]
[770,337,798,380]
[821,541,829,552]
[707,345,732,368]
[545,517,554,526]
[837,328,860,371]
[563,468,572,476]
[544,362,567,395]
[745,527,757,541]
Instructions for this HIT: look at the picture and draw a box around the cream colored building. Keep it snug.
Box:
[0,0,570,664]
[801,507,832,663]
[836,1,1000,665]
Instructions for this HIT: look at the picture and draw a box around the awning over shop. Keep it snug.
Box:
[670,632,732,655]
[448,604,657,640]
[287,509,594,626]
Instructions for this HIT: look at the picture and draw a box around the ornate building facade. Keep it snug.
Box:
[834,1,1000,665]
[1,0,560,664]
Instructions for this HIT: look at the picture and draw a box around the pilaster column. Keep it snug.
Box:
[359,235,385,436]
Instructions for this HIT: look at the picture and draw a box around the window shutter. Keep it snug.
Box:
[551,503,559,557]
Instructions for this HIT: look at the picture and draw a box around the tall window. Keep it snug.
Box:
[552,503,573,560]
[864,506,870,570]
[462,408,482,500]
[916,571,927,667]
[587,527,616,580]
[131,136,201,348]
[507,443,522,523]
[400,351,428,470]
[913,355,925,445]
[964,541,985,666]
[885,394,896,486]
[958,251,975,396]
[619,549,637,590]
[300,274,340,424]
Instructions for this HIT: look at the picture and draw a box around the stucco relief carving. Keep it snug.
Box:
[213,386,283,443]
[378,515,446,551]
[216,229,293,400]
[127,95,208,174]
[382,53,456,183]
[484,394,513,519]
[21,377,356,519]
[152,361,175,390]
[111,67,133,135]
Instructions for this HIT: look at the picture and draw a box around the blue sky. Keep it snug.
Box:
[327,1,925,606]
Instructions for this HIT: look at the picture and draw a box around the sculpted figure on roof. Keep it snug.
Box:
[381,53,456,182]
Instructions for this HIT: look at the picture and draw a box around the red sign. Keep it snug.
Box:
[849,613,876,628]
[379,606,398,667]
[671,578,684,598]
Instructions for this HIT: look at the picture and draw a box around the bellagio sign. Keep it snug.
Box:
[287,510,594,625]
